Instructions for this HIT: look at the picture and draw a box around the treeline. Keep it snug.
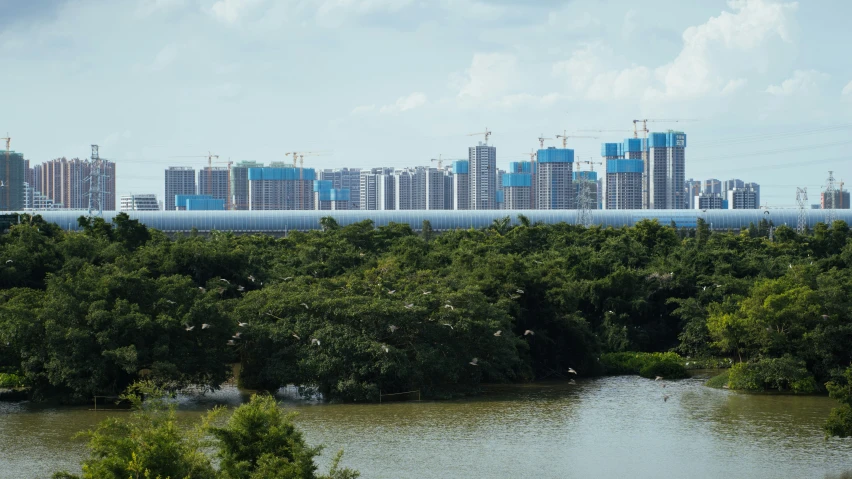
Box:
[1,213,852,407]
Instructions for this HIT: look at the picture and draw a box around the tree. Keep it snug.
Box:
[825,367,852,438]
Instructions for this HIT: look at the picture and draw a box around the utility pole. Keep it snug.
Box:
[796,187,808,235]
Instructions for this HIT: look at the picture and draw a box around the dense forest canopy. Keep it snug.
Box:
[1,213,852,409]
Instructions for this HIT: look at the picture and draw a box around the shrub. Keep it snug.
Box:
[0,373,25,389]
[705,370,730,389]
[600,352,685,376]
[639,360,689,380]
[728,356,817,393]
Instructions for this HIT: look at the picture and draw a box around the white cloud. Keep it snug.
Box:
[552,43,652,101]
[316,0,414,27]
[765,69,829,96]
[135,0,185,17]
[350,104,376,115]
[841,80,852,97]
[721,78,748,95]
[210,0,266,24]
[149,44,178,72]
[379,92,427,113]
[455,53,519,103]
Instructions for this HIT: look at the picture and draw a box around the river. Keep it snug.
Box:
[1,375,851,479]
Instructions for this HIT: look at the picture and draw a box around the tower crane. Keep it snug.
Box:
[555,131,598,149]
[170,152,219,196]
[467,128,492,145]
[285,151,330,210]
[630,119,696,208]
[575,158,603,172]
[431,155,466,170]
[537,134,552,149]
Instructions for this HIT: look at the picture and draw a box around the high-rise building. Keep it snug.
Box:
[536,147,574,209]
[452,161,470,210]
[469,142,497,210]
[821,189,851,209]
[198,167,230,206]
[175,194,225,211]
[605,159,643,210]
[502,170,533,209]
[247,167,315,210]
[695,193,724,210]
[320,168,361,210]
[703,178,721,195]
[507,161,535,209]
[360,167,395,210]
[164,167,196,211]
[30,157,116,211]
[24,182,62,210]
[394,168,426,210]
[313,180,350,210]
[685,179,702,209]
[443,169,455,210]
[120,194,160,211]
[0,151,26,211]
[231,161,264,211]
[727,184,759,209]
[747,182,761,208]
[424,167,446,210]
[722,178,744,193]
[647,131,687,209]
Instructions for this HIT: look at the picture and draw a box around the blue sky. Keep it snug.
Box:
[2,0,851,206]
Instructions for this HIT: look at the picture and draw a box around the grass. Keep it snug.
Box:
[705,370,730,389]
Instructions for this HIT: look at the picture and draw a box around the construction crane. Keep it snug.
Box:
[468,128,492,145]
[1,134,9,208]
[537,134,552,149]
[575,158,603,172]
[555,130,598,149]
[431,155,466,170]
[285,151,330,210]
[170,152,220,196]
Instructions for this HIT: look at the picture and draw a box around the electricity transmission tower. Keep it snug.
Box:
[795,187,808,235]
[86,145,109,217]
[576,179,594,228]
[825,170,837,226]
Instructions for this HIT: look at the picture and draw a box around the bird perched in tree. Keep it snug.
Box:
[469,358,479,366]
[300,303,309,309]
[524,330,534,336]
[516,289,524,294]
[493,330,502,337]
[567,368,577,375]
[238,322,248,327]
[165,300,176,304]
[202,324,211,329]
[444,304,454,310]
[422,291,431,295]
[292,333,301,340]
[441,323,454,330]
[533,260,543,264]
[198,287,206,293]
[405,304,414,309]
[388,290,396,294]
[389,325,399,333]
[283,277,293,281]
[311,338,320,346]
[382,345,389,353]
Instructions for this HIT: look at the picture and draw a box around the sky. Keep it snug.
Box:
[2,0,851,207]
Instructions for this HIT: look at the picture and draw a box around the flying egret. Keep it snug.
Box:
[388,290,396,294]
[524,330,534,336]
[248,275,256,282]
[300,303,309,309]
[389,325,399,333]
[220,279,230,284]
[202,324,211,329]
[567,368,577,375]
[238,322,249,327]
[441,323,454,330]
[655,376,663,381]
[292,333,301,340]
[469,358,479,366]
[405,304,414,309]
[493,330,502,337]
[311,338,320,346]
[185,325,195,331]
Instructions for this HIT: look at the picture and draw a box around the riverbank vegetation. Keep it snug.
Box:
[52,382,359,479]
[1,214,851,416]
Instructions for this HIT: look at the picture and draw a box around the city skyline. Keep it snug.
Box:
[2,0,852,205]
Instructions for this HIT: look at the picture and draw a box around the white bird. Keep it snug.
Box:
[227,340,235,346]
[0,181,4,187]
[469,358,479,366]
[202,324,211,329]
[389,325,399,333]
[568,379,577,385]
[702,286,706,291]
[422,291,432,295]
[5,260,12,264]
[219,279,230,284]
[822,314,830,320]
[524,330,534,336]
[359,252,365,257]
[165,300,176,304]
[248,275,256,282]
[233,332,241,338]
[567,368,577,375]
[292,333,301,340]
[283,277,293,281]
[404,304,414,309]
[655,376,663,381]
[382,344,389,353]
[789,264,792,269]
[606,310,614,314]
[198,287,206,293]
[493,330,502,337]
[533,260,543,264]
[311,338,320,346]
[441,323,454,330]
[444,304,454,310]
[388,290,396,294]
[185,325,195,331]
[237,286,245,292]
[516,289,524,294]
[300,303,309,309]
[238,322,248,327]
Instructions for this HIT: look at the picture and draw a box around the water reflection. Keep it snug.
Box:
[1,376,850,479]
